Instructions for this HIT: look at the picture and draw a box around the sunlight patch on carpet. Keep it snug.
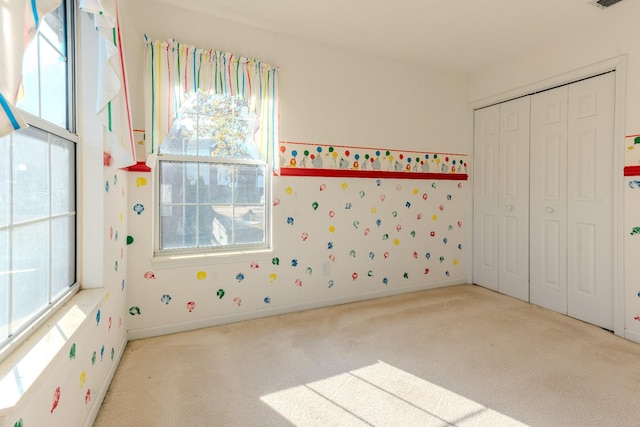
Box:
[260,361,528,426]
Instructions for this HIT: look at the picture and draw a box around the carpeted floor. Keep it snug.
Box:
[93,284,640,426]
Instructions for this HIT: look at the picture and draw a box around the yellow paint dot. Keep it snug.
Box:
[341,182,348,189]
[136,177,147,187]
[196,271,207,280]
[394,238,400,246]
[370,207,377,214]
[80,371,86,388]
[120,213,123,223]
[285,187,293,195]
[389,155,394,161]
[105,292,109,300]
[413,188,419,195]
[432,214,438,220]
[329,225,336,233]
[436,158,441,164]
[269,273,277,282]
[453,259,458,265]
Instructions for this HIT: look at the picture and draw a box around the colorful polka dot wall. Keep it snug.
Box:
[125,169,467,332]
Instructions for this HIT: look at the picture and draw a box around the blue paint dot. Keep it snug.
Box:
[264,297,271,304]
[291,259,298,267]
[96,310,101,325]
[236,273,245,282]
[382,277,389,285]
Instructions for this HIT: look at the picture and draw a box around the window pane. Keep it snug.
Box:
[51,135,75,215]
[210,164,233,203]
[12,222,50,332]
[39,36,68,128]
[16,2,68,129]
[13,129,50,223]
[18,39,40,118]
[212,206,233,246]
[236,165,265,204]
[41,7,66,53]
[0,135,9,227]
[0,231,8,340]
[234,205,265,245]
[161,92,262,160]
[160,210,185,250]
[51,216,75,296]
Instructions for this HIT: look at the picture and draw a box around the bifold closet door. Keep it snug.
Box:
[473,97,530,301]
[530,85,569,314]
[530,72,615,330]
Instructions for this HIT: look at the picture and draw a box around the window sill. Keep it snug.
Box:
[0,289,103,419]
[151,248,274,269]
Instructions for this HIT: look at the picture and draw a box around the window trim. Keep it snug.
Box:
[153,154,273,259]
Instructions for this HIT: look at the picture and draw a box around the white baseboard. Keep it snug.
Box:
[83,332,128,427]
[128,279,467,341]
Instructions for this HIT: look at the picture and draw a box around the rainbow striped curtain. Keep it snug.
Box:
[143,38,279,170]
[80,0,136,168]
[0,0,61,137]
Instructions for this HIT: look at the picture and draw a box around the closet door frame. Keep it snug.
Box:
[470,56,626,337]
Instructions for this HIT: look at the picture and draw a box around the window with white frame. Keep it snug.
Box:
[0,0,76,354]
[157,91,268,254]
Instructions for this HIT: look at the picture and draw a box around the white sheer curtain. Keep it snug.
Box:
[80,0,136,168]
[0,0,61,137]
[143,38,279,170]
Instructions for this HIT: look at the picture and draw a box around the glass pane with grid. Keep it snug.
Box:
[159,161,266,251]
[0,127,76,349]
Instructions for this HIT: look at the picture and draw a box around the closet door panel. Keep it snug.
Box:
[498,97,530,301]
[567,72,615,330]
[473,106,500,291]
[530,85,568,314]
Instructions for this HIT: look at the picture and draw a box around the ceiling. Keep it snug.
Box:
[151,0,619,75]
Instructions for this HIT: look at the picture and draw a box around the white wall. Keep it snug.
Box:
[467,0,640,342]
[121,0,470,154]
[118,0,472,339]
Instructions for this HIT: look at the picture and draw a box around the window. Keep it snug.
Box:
[0,0,76,355]
[157,92,269,254]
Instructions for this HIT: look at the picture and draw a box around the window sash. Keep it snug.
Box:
[156,156,271,256]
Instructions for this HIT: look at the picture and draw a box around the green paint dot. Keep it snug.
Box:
[14,419,23,427]
[635,137,640,144]
[126,235,134,245]
[272,257,280,265]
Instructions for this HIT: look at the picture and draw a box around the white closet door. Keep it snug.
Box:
[473,105,500,291]
[498,97,530,301]
[473,98,530,301]
[530,86,569,313]
[567,72,615,330]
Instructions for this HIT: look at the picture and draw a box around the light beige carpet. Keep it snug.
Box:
[94,285,640,426]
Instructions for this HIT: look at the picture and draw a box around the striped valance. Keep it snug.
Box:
[143,38,279,169]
